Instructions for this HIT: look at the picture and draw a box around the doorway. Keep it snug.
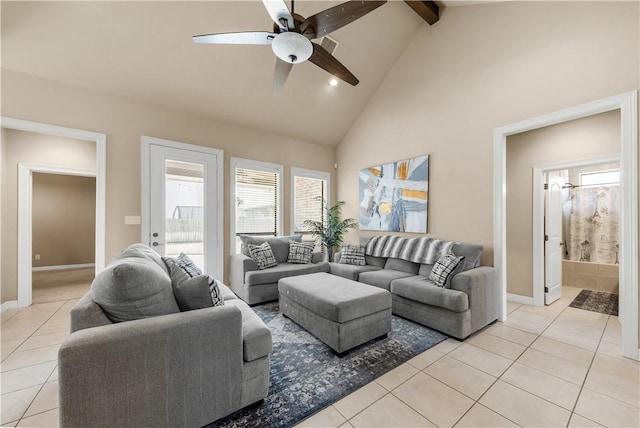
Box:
[141,136,224,279]
[1,117,106,309]
[31,172,97,303]
[493,91,638,360]
[536,157,621,309]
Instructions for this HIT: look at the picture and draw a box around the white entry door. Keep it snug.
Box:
[143,137,223,278]
[545,176,563,305]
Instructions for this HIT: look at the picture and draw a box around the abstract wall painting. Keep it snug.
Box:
[358,155,429,233]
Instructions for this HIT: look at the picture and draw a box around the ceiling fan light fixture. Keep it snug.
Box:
[328,77,339,87]
[271,32,313,64]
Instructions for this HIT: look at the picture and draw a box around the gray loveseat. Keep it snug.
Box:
[230,235,330,305]
[58,244,272,428]
[330,237,499,339]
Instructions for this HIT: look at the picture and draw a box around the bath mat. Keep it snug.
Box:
[207,301,448,428]
[569,289,618,316]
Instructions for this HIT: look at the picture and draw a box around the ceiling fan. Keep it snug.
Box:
[193,0,387,92]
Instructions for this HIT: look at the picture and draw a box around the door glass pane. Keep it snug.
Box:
[165,160,204,269]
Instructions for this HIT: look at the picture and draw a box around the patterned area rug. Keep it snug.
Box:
[569,290,619,316]
[208,302,448,428]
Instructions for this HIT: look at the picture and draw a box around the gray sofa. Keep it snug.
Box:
[330,239,499,339]
[58,244,272,428]
[230,235,330,305]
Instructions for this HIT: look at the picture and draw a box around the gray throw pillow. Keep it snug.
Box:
[339,244,366,266]
[163,257,224,310]
[91,253,179,323]
[288,241,314,264]
[174,253,202,277]
[248,242,278,269]
[429,253,465,288]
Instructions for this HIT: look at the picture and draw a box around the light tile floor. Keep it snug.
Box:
[1,287,638,427]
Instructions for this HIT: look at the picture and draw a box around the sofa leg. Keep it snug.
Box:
[333,349,349,358]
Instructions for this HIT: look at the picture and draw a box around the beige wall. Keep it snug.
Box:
[336,1,639,269]
[506,111,620,297]
[1,69,336,302]
[1,129,96,302]
[32,173,96,268]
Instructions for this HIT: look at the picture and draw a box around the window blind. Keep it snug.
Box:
[235,167,279,237]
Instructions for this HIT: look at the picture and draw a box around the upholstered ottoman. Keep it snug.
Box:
[278,272,392,355]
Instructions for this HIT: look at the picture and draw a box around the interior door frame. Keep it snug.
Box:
[141,136,224,279]
[1,116,107,309]
[532,155,620,307]
[493,90,638,360]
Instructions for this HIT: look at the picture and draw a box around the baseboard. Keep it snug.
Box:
[32,263,95,272]
[1,300,19,313]
[507,293,535,305]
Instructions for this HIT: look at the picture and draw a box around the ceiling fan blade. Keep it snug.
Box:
[193,31,276,45]
[308,43,359,86]
[273,58,293,93]
[262,0,294,30]
[300,1,387,39]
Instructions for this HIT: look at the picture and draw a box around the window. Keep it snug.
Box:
[231,158,283,253]
[579,169,620,188]
[291,167,330,247]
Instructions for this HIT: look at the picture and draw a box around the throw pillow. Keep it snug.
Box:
[163,257,225,311]
[175,253,202,277]
[429,252,465,288]
[248,242,278,270]
[287,241,314,264]
[339,244,366,266]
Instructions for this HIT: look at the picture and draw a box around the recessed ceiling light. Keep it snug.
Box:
[328,77,339,87]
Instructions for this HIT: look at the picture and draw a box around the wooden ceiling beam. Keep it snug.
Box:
[404,1,440,25]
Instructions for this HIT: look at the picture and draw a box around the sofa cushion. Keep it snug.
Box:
[429,253,465,288]
[358,269,415,291]
[119,243,170,275]
[288,241,314,264]
[365,255,387,268]
[225,300,273,362]
[384,257,420,274]
[240,235,301,263]
[245,262,330,286]
[329,263,382,281]
[248,242,278,270]
[91,246,179,323]
[391,276,469,312]
[419,264,434,277]
[452,243,483,271]
[339,244,366,265]
[218,283,239,301]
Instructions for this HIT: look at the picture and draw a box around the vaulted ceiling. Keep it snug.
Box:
[1,1,455,146]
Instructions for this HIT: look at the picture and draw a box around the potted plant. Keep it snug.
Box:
[303,199,358,262]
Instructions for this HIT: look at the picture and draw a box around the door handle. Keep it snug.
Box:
[152,242,164,247]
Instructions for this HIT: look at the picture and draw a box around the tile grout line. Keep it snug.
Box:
[12,298,75,427]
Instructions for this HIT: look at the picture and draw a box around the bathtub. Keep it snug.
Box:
[562,260,619,293]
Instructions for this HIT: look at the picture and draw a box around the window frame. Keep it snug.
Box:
[230,157,284,254]
[290,167,331,237]
[579,168,620,188]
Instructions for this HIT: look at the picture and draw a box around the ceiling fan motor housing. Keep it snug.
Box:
[271,32,313,64]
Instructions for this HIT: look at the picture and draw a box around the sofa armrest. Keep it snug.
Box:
[59,305,244,428]
[450,267,499,331]
[230,253,258,288]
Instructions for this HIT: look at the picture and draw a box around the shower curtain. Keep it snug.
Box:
[567,186,620,264]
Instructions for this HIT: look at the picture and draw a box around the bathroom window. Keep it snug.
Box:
[579,169,620,188]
